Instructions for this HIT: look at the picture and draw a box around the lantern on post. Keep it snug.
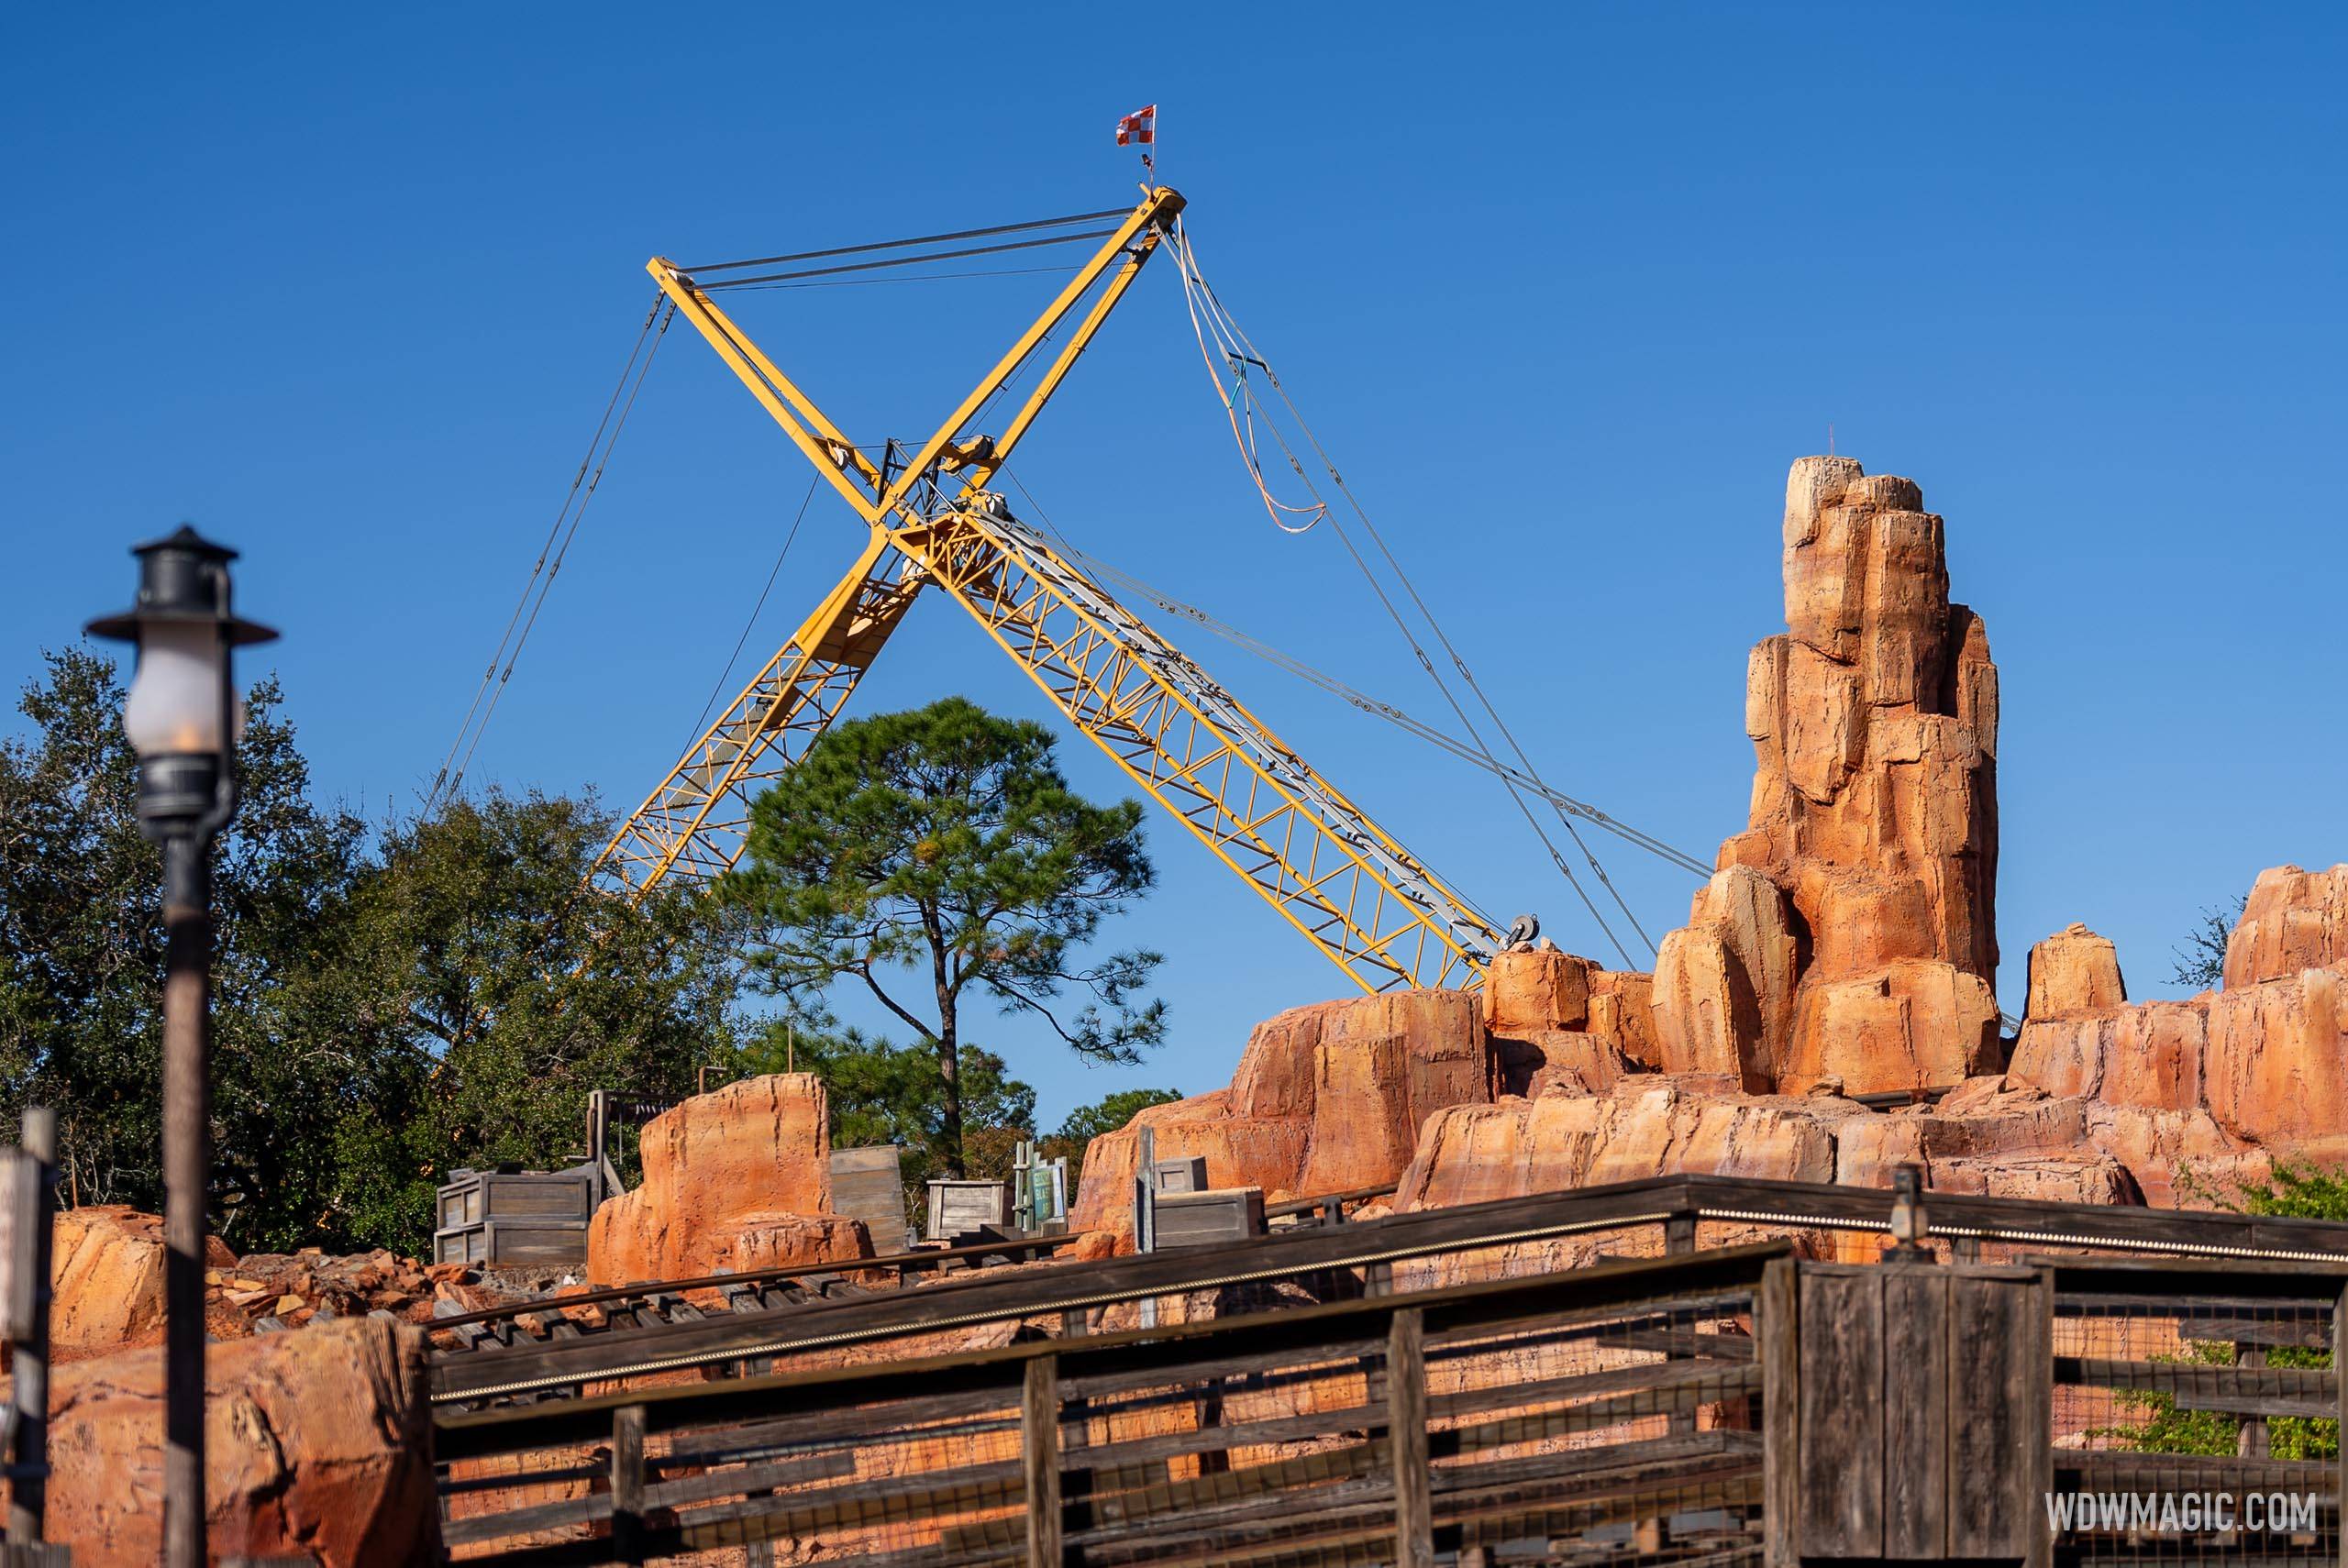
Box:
[86,525,274,1568]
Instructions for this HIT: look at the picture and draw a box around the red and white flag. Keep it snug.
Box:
[1113,105,1157,147]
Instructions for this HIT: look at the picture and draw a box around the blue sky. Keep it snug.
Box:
[4,5,2342,1127]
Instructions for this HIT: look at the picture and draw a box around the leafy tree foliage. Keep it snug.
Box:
[735,1018,1036,1184]
[2171,893,2246,989]
[2105,1160,2347,1459]
[722,697,1165,1176]
[0,648,744,1257]
[327,790,747,1253]
[0,649,369,1243]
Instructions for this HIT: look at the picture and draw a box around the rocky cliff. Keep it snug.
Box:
[1071,457,2346,1242]
[1655,457,2001,1096]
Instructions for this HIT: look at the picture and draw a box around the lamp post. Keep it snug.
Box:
[86,526,274,1568]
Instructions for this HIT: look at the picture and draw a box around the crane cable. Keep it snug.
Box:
[427,293,673,808]
[1005,480,1711,878]
[1168,225,1657,963]
[676,474,825,752]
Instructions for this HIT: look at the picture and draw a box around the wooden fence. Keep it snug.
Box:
[429,1174,2348,1566]
[1,1108,63,1562]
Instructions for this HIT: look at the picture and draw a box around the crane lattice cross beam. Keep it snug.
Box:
[591,187,1502,994]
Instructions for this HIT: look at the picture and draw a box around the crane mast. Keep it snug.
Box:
[592,188,1502,992]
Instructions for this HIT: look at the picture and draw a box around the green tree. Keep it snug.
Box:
[1038,1086,1182,1187]
[0,647,750,1257]
[736,1018,1037,1180]
[0,649,375,1250]
[2171,894,2246,989]
[722,698,1165,1176]
[2104,1160,2347,1460]
[325,789,749,1253]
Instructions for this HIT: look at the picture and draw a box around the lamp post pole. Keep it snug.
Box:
[159,828,212,1568]
[87,527,274,1568]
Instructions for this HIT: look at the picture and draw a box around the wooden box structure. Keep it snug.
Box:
[1153,1186,1266,1251]
[1765,1259,2051,1566]
[1151,1155,1210,1195]
[829,1145,908,1255]
[434,1166,595,1268]
[925,1178,1012,1242]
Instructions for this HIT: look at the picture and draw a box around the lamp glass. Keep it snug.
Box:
[122,622,228,757]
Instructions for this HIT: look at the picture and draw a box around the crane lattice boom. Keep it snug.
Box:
[592,188,1502,992]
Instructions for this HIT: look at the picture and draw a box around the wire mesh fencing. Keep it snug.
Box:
[435,1253,1774,1566]
[2048,1283,2340,1565]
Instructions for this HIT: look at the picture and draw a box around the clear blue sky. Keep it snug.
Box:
[5,6,2342,1127]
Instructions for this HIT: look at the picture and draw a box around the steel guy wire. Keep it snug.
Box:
[443,301,673,801]
[1170,226,1634,964]
[428,293,664,811]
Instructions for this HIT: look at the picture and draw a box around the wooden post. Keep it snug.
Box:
[1388,1307,1434,1568]
[7,1109,56,1542]
[611,1403,646,1564]
[2334,1285,2345,1568]
[1758,1257,1800,1568]
[1134,1129,1157,1330]
[2235,1342,2270,1457]
[1665,1209,1697,1256]
[1024,1354,1062,1568]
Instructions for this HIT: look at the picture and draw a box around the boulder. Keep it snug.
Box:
[1069,990,1490,1242]
[587,1073,870,1285]
[2205,966,2347,1144]
[43,1315,437,1566]
[2226,864,2348,988]
[1780,960,2001,1095]
[2025,922,2127,1020]
[1482,948,1592,1034]
[50,1207,234,1356]
[1652,866,1797,1091]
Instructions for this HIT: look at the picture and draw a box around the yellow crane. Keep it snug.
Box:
[589,187,1505,994]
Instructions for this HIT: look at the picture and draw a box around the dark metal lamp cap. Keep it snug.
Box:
[85,524,278,646]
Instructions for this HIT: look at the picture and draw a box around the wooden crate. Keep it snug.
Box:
[1153,1186,1265,1250]
[1152,1155,1210,1195]
[830,1145,908,1255]
[435,1167,593,1269]
[925,1179,1011,1242]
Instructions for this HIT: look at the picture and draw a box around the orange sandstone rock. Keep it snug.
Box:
[1482,948,1593,1034]
[2025,923,2127,1021]
[43,1315,437,1566]
[1651,866,1798,1091]
[50,1207,234,1355]
[1071,990,1490,1241]
[2007,870,2348,1147]
[1667,457,2000,1096]
[1395,1073,2249,1218]
[1778,960,2000,1095]
[2226,864,2348,988]
[586,1073,871,1285]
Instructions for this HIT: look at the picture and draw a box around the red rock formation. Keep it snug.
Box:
[2227,864,2348,988]
[1394,1074,2252,1217]
[2010,867,2348,1148]
[1658,458,2001,1095]
[50,1207,233,1355]
[1071,989,1492,1240]
[2027,922,2126,1019]
[42,1316,437,1566]
[587,1073,872,1285]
